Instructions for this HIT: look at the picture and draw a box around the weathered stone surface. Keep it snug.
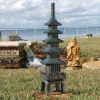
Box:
[82,61,100,70]
[98,58,100,61]
[80,57,95,65]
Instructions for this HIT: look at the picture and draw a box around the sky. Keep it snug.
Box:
[0,0,100,28]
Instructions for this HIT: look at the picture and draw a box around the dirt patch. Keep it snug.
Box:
[34,92,73,100]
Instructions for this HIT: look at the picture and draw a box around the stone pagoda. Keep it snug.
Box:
[40,3,66,96]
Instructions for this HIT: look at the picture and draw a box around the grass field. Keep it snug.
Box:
[0,37,100,100]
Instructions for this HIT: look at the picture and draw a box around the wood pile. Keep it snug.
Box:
[0,42,26,68]
[30,41,46,59]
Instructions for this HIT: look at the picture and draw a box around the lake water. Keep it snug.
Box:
[0,27,100,41]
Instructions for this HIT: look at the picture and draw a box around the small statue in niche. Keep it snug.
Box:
[67,37,80,68]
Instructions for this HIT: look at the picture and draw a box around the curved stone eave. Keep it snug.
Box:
[43,47,63,54]
[43,38,63,43]
[45,19,62,26]
[41,58,64,65]
[44,29,63,34]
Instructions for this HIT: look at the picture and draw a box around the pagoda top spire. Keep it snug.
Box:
[45,3,61,26]
[51,3,55,19]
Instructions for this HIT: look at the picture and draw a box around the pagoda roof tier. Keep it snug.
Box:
[45,19,61,26]
[42,57,64,65]
[44,29,62,34]
[43,47,63,54]
[43,38,63,43]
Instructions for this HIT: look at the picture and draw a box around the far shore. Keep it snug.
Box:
[0,35,100,43]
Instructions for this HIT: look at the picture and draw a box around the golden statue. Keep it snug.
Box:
[67,37,80,68]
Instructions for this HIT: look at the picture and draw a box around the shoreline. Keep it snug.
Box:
[0,35,100,44]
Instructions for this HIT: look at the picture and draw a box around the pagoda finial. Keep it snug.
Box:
[51,3,55,19]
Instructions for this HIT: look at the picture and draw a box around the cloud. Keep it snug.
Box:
[0,0,100,28]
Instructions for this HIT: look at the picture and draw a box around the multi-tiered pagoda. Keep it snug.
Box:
[40,3,66,96]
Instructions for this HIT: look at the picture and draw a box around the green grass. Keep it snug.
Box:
[0,69,40,100]
[0,37,100,100]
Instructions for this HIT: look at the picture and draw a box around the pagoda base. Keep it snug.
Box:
[40,79,66,96]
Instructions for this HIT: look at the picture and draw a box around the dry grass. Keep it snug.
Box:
[61,37,100,58]
[0,69,100,100]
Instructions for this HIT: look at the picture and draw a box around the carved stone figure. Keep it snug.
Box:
[67,37,80,68]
